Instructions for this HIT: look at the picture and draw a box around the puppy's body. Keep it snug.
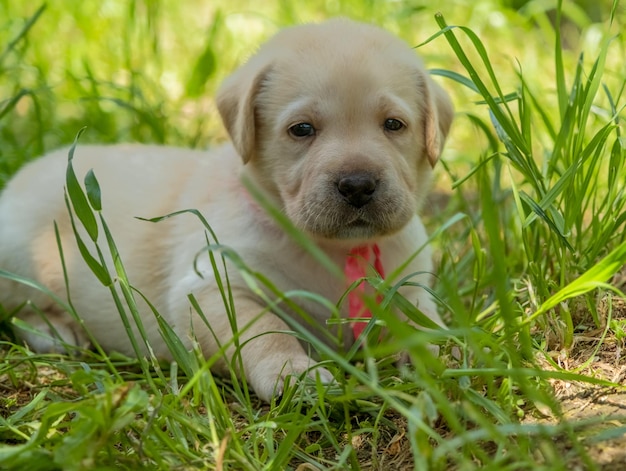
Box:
[0,20,452,401]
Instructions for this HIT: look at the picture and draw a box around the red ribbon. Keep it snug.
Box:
[345,244,385,340]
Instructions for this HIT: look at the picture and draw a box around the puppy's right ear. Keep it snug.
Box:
[216,61,271,164]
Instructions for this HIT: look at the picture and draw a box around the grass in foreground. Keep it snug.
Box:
[1,1,626,470]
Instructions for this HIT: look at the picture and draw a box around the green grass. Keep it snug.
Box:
[1,0,626,470]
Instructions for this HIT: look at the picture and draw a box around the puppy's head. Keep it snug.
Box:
[217,19,453,241]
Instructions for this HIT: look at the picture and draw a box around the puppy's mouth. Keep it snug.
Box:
[294,197,412,240]
[344,210,376,228]
[282,172,415,240]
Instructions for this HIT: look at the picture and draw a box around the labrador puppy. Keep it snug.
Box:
[0,19,453,401]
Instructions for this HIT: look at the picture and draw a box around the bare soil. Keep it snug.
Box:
[530,292,626,470]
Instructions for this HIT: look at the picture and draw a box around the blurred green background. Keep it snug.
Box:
[1,0,622,186]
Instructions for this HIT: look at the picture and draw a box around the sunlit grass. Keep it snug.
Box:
[1,0,625,469]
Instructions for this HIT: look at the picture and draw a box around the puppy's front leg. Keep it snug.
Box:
[197,298,333,402]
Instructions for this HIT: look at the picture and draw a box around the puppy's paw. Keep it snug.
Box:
[396,343,441,366]
[248,354,334,402]
[14,311,89,354]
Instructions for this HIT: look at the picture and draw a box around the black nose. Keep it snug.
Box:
[336,173,377,208]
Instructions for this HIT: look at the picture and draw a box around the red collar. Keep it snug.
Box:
[345,244,385,340]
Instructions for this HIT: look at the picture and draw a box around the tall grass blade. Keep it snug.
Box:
[0,4,46,66]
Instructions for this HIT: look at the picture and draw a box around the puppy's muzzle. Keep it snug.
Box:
[336,172,378,208]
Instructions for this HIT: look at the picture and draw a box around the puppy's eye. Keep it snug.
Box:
[383,118,405,132]
[289,122,316,138]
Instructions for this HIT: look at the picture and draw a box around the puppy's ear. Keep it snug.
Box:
[423,77,454,167]
[216,62,271,163]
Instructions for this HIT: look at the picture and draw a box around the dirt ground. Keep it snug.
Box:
[554,386,626,470]
[531,293,626,470]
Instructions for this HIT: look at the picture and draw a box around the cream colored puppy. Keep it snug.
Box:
[0,19,453,401]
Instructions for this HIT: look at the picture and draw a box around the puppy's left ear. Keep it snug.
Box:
[423,77,454,167]
[216,60,272,163]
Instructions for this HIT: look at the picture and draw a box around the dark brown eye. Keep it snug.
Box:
[289,122,316,137]
[384,118,405,131]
